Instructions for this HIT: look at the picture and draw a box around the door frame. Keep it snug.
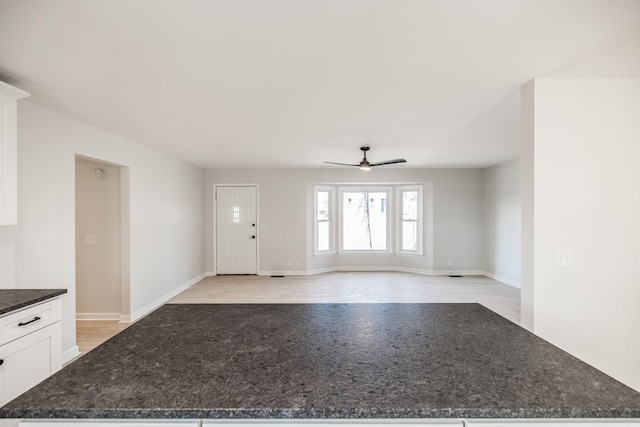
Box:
[212,184,259,276]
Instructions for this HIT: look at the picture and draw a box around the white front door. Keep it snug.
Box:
[216,186,257,274]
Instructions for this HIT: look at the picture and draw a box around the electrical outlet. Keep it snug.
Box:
[287,260,293,267]
[85,234,97,245]
[447,259,453,267]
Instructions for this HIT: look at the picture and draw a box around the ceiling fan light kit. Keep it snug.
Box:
[324,146,406,171]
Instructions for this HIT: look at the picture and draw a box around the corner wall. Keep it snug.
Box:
[483,159,521,288]
[13,101,206,358]
[525,78,640,391]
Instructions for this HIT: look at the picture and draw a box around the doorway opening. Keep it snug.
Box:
[74,156,131,353]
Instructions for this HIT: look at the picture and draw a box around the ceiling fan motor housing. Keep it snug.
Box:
[360,146,371,168]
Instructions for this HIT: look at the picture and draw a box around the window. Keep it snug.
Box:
[314,184,423,255]
[341,189,390,251]
[314,186,335,254]
[397,185,423,253]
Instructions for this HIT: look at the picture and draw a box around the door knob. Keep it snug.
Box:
[251,235,256,239]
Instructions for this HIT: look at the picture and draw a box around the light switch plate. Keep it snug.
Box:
[555,249,572,267]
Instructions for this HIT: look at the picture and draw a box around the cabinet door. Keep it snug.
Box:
[0,322,61,406]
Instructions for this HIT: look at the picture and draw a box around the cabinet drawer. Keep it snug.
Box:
[0,299,61,345]
[0,322,61,406]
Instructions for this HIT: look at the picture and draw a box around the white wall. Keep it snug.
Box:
[9,101,206,358]
[525,78,640,391]
[483,160,521,287]
[205,168,484,275]
[75,157,121,317]
[0,228,15,287]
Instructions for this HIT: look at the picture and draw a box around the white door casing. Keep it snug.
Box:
[215,186,257,275]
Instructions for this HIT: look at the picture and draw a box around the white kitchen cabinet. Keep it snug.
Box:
[13,419,640,427]
[18,421,200,426]
[0,80,30,225]
[465,420,640,427]
[0,298,62,406]
[202,421,463,427]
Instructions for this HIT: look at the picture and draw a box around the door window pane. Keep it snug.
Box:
[342,191,387,250]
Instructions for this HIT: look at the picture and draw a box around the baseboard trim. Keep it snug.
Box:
[258,270,306,276]
[61,345,80,365]
[76,312,121,321]
[304,267,335,275]
[124,272,207,324]
[306,266,434,275]
[482,271,521,288]
[432,269,487,276]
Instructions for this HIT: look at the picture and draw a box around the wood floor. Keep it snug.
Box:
[75,272,520,357]
[76,321,131,354]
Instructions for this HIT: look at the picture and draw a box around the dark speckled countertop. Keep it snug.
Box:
[2,303,640,419]
[0,289,67,316]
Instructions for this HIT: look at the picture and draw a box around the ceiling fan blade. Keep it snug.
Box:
[324,161,359,167]
[369,159,407,167]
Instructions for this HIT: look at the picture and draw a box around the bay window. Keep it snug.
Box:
[314,184,423,255]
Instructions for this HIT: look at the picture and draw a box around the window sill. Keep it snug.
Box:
[314,251,336,257]
[338,251,393,255]
[397,251,424,257]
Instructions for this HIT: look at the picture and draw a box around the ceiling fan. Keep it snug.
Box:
[324,146,407,171]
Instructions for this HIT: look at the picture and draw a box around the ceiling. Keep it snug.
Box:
[1,0,639,170]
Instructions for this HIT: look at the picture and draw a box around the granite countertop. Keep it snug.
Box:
[2,303,640,419]
[0,289,67,316]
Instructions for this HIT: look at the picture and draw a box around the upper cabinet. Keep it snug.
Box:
[0,81,30,225]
